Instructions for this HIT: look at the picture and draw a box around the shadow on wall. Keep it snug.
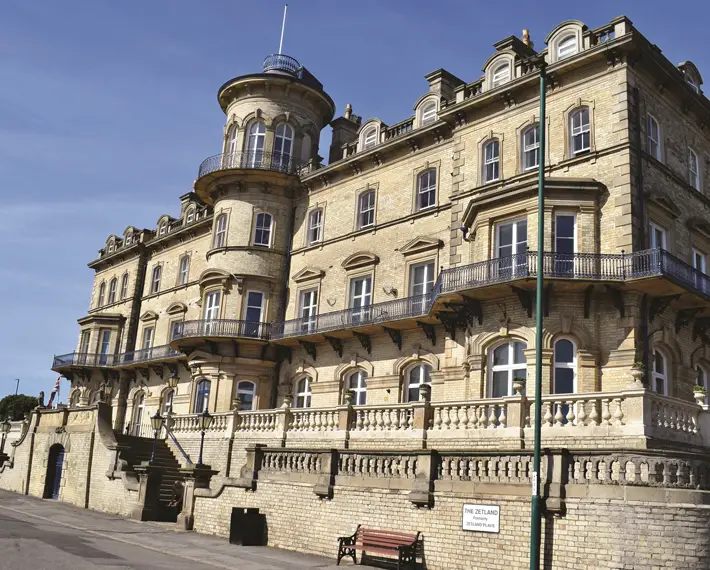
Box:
[543,515,555,570]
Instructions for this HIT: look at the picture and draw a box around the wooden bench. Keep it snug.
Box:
[337,525,420,569]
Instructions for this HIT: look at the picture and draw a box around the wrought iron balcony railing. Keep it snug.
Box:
[115,344,182,366]
[262,53,302,76]
[174,319,272,341]
[272,294,432,340]
[197,151,304,179]
[52,352,115,369]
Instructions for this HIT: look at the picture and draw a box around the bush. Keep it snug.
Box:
[0,394,39,421]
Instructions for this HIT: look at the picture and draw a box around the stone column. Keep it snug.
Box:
[176,465,218,531]
[408,450,436,507]
[313,449,337,499]
[131,462,164,521]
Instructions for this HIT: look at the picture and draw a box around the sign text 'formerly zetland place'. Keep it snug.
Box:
[462,504,500,533]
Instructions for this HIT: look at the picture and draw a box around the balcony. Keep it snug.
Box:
[197,151,304,181]
[114,344,182,367]
[52,352,115,371]
[272,294,433,342]
[173,319,272,343]
[262,53,302,77]
[272,249,710,343]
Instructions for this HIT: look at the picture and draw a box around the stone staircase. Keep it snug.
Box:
[115,434,183,521]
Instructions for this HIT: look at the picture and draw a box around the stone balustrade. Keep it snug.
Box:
[166,389,710,450]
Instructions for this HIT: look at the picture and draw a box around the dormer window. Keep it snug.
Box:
[363,128,377,150]
[186,209,195,224]
[420,102,437,126]
[159,221,167,236]
[492,63,510,88]
[557,35,578,60]
[125,235,132,246]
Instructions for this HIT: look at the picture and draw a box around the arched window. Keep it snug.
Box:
[194,379,211,413]
[346,370,367,405]
[162,389,174,415]
[697,365,708,404]
[225,123,238,155]
[178,255,190,285]
[689,148,701,191]
[491,63,510,88]
[522,125,540,171]
[417,169,436,210]
[308,208,323,244]
[647,115,661,160]
[553,339,577,421]
[125,234,132,246]
[652,349,669,395]
[237,381,256,411]
[405,363,432,402]
[158,221,168,236]
[295,376,312,408]
[489,340,527,397]
[420,102,437,126]
[213,213,227,248]
[108,278,117,304]
[483,139,500,183]
[274,123,294,169]
[362,127,377,150]
[357,190,376,229]
[97,281,106,307]
[131,392,145,436]
[570,108,590,156]
[557,35,578,59]
[69,391,80,408]
[247,121,266,167]
[253,212,273,247]
[150,265,161,294]
[186,208,195,224]
[120,273,129,300]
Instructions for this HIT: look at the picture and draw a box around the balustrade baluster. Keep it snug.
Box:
[471,405,479,429]
[499,404,507,427]
[577,400,587,426]
[601,399,612,426]
[434,408,443,430]
[443,407,452,430]
[566,401,576,425]
[452,407,461,429]
[613,398,624,425]
[589,400,599,426]
[543,401,553,427]
[554,402,564,426]
[479,406,488,428]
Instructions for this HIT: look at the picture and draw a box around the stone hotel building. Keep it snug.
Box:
[4,15,710,569]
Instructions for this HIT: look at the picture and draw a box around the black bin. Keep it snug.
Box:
[229,507,266,546]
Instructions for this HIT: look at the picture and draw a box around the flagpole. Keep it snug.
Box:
[278,4,288,54]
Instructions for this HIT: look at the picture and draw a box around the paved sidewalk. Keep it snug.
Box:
[0,490,377,569]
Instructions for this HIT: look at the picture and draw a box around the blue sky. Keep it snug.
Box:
[2,0,708,400]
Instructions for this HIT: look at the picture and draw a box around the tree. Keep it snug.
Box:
[0,394,39,421]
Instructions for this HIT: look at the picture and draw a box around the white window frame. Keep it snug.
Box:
[299,289,318,332]
[213,214,228,249]
[98,282,106,307]
[178,256,190,285]
[553,338,578,393]
[357,190,375,229]
[362,128,377,150]
[142,327,154,350]
[496,218,528,258]
[186,209,195,224]
[489,340,527,398]
[522,125,540,171]
[294,377,312,408]
[79,330,91,354]
[236,381,257,411]
[194,379,211,413]
[420,102,437,126]
[557,35,578,59]
[491,63,510,88]
[225,123,238,155]
[693,248,707,274]
[687,77,700,93]
[308,209,323,244]
[108,278,117,304]
[244,290,265,323]
[203,291,221,320]
[347,370,367,405]
[159,221,167,236]
[650,222,667,250]
[404,363,432,402]
[651,348,669,396]
[150,265,161,294]
[409,261,436,297]
[349,275,372,310]
[274,123,294,168]
[120,273,129,300]
[647,115,661,160]
[697,366,709,404]
[247,121,266,167]
[162,389,174,415]
[689,148,701,191]
[131,392,145,435]
[483,139,500,183]
[570,108,591,156]
[253,212,273,247]
[417,169,436,211]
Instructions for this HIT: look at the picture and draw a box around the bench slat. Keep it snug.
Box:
[353,545,404,555]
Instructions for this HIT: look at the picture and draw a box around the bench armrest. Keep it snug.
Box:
[337,524,360,546]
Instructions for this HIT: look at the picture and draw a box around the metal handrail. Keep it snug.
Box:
[163,423,193,466]
[198,151,304,179]
[115,344,182,366]
[175,319,272,341]
[52,352,115,368]
[263,53,302,76]
[272,293,432,340]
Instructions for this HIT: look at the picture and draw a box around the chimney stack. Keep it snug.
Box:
[522,29,534,50]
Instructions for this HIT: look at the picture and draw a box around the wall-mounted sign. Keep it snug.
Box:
[462,504,500,533]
